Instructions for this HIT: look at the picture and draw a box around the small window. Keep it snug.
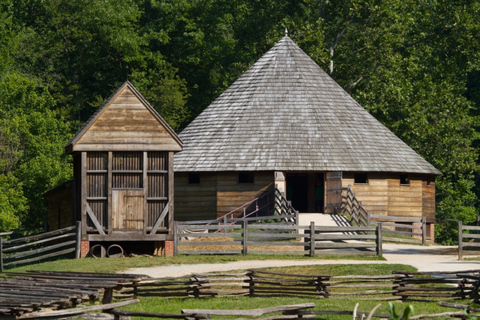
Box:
[354,173,368,184]
[400,174,410,185]
[189,173,200,184]
[239,172,254,184]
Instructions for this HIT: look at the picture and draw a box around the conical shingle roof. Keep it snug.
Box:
[174,35,440,175]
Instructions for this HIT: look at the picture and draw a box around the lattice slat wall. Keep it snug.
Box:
[85,151,169,232]
[147,151,168,229]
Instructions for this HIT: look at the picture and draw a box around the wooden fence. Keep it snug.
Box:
[458,221,480,260]
[174,220,382,257]
[369,214,426,245]
[342,185,427,244]
[118,269,480,303]
[0,222,81,271]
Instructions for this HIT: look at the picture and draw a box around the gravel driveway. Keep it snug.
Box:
[124,243,480,278]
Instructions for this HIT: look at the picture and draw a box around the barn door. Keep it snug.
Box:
[112,190,144,231]
[325,172,342,214]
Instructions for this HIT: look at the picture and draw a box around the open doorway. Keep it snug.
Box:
[286,174,308,212]
[286,173,324,213]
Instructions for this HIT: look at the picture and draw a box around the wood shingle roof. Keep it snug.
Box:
[65,81,182,153]
[174,35,440,175]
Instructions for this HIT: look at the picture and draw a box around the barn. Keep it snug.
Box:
[173,32,441,237]
[49,81,182,257]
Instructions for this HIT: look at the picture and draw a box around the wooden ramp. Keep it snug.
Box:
[298,213,351,227]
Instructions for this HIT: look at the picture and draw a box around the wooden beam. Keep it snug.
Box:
[107,151,113,234]
[16,299,139,319]
[150,202,169,235]
[168,151,174,233]
[86,204,106,235]
[81,152,88,240]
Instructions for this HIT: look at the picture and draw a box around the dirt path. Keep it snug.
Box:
[124,243,480,278]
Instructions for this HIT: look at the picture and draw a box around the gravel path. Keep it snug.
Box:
[123,243,480,278]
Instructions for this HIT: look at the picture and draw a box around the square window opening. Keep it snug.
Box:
[400,174,410,185]
[239,172,254,184]
[354,173,368,184]
[189,173,200,184]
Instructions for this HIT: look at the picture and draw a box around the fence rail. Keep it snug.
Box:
[342,185,427,244]
[458,221,480,260]
[0,222,81,271]
[174,220,382,257]
[119,269,480,303]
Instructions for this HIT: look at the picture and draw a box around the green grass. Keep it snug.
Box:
[3,256,477,319]
[4,253,384,274]
[116,263,473,320]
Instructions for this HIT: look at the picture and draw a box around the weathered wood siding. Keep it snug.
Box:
[343,173,435,219]
[216,172,273,218]
[46,181,74,230]
[422,179,436,223]
[325,172,342,214]
[342,172,389,216]
[174,172,217,221]
[72,87,181,152]
[387,176,423,218]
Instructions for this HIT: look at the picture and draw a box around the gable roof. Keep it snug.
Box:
[174,35,440,175]
[65,81,182,154]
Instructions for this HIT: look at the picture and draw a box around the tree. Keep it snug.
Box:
[0,73,72,229]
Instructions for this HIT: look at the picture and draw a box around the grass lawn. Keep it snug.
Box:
[3,255,478,319]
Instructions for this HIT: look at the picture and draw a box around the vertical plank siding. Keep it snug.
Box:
[147,152,168,229]
[81,150,173,235]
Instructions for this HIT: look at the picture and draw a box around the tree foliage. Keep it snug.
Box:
[0,0,479,243]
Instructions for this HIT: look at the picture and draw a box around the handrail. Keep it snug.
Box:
[211,191,272,226]
[341,185,369,227]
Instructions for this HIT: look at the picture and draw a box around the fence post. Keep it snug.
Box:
[75,221,81,259]
[243,220,248,256]
[458,220,463,261]
[421,217,426,245]
[173,221,178,257]
[310,221,315,257]
[376,223,383,256]
[367,211,371,226]
[0,236,3,272]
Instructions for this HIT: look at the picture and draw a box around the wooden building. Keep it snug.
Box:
[51,81,182,257]
[174,32,440,237]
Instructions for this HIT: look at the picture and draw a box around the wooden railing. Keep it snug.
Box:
[174,221,381,256]
[342,185,369,227]
[0,222,81,271]
[458,221,480,260]
[274,188,298,223]
[369,214,426,244]
[342,185,427,244]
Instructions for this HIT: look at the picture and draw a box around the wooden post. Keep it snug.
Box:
[75,221,82,259]
[173,221,178,257]
[458,220,463,261]
[367,211,371,226]
[309,221,315,257]
[421,216,426,245]
[376,223,383,256]
[243,220,248,256]
[0,236,3,272]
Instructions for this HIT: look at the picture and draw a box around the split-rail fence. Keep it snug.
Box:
[0,222,81,272]
[119,269,480,302]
